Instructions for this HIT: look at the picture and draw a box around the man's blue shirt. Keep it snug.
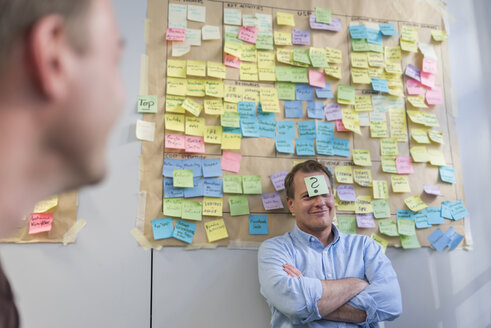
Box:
[258,224,402,327]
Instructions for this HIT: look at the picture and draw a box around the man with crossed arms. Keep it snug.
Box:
[258,160,402,327]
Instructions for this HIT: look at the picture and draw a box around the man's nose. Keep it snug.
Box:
[313,195,325,206]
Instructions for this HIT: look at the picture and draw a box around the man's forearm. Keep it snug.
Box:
[323,304,367,323]
[316,278,368,317]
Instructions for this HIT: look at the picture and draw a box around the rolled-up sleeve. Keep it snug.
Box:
[347,238,402,326]
[258,239,323,324]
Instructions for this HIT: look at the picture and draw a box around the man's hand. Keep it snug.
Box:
[283,263,303,277]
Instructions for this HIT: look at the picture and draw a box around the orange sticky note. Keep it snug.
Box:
[29,213,53,234]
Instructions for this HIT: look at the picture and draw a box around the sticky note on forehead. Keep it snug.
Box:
[304,175,329,197]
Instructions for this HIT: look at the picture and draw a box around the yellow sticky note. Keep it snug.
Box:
[353,149,372,166]
[391,175,411,193]
[389,109,408,142]
[384,46,402,63]
[165,113,185,132]
[335,166,353,184]
[277,12,295,26]
[351,53,368,68]
[276,48,294,64]
[185,117,205,136]
[410,146,428,163]
[428,149,446,166]
[207,61,226,79]
[181,98,203,116]
[257,51,276,68]
[371,234,388,253]
[355,195,373,214]
[33,196,58,213]
[204,218,229,242]
[370,120,388,138]
[411,128,430,144]
[221,132,241,150]
[167,77,187,96]
[167,59,186,78]
[202,197,223,217]
[367,52,384,67]
[380,138,399,157]
[400,39,418,53]
[223,102,238,112]
[324,65,342,79]
[274,31,292,46]
[259,87,280,112]
[258,67,276,81]
[325,47,342,64]
[368,67,384,78]
[341,108,361,135]
[240,43,258,62]
[353,168,372,187]
[351,68,371,84]
[224,85,244,103]
[432,30,448,41]
[166,95,185,113]
[204,126,222,144]
[401,25,418,43]
[335,197,356,211]
[186,79,206,97]
[205,80,224,98]
[240,62,259,81]
[186,60,206,77]
[355,95,372,112]
[408,96,428,108]
[204,99,224,115]
[224,41,242,58]
[428,130,444,144]
[372,180,389,199]
[381,156,398,174]
[404,195,427,212]
[385,62,402,74]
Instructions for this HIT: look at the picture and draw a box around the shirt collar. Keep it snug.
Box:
[293,224,340,249]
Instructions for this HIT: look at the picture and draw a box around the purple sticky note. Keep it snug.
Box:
[309,15,341,31]
[324,103,343,121]
[292,29,310,45]
[405,64,421,82]
[424,184,441,196]
[356,213,376,228]
[261,192,284,210]
[337,185,356,202]
[270,171,288,191]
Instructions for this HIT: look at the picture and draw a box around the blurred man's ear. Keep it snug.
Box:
[286,197,294,213]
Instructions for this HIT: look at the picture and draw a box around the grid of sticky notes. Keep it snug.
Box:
[142,3,466,248]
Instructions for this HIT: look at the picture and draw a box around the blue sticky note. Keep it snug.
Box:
[428,228,449,252]
[314,83,333,99]
[284,101,303,118]
[182,157,203,177]
[316,139,333,155]
[366,28,382,45]
[152,218,174,240]
[163,178,184,198]
[257,102,276,121]
[249,215,268,235]
[439,166,456,184]
[397,209,415,220]
[203,178,223,197]
[202,158,222,178]
[379,23,398,36]
[349,25,367,39]
[371,78,389,93]
[414,210,431,228]
[277,121,296,138]
[163,158,184,177]
[450,200,469,220]
[172,219,197,244]
[307,101,324,119]
[275,136,294,154]
[427,206,444,225]
[184,177,204,198]
[238,101,256,119]
[428,228,444,244]
[295,84,314,101]
[297,120,316,139]
[240,119,259,137]
[295,138,315,156]
[440,201,452,219]
[317,121,334,139]
[445,227,464,250]
[332,137,350,157]
[223,127,241,134]
[258,120,277,138]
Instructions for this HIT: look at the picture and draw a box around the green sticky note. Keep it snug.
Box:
[400,234,421,249]
[173,169,194,188]
[372,199,391,219]
[181,200,202,221]
[277,82,296,100]
[229,195,250,216]
[367,43,383,53]
[256,34,274,50]
[223,175,242,194]
[351,38,369,52]
[397,218,416,236]
[221,112,241,128]
[337,84,355,102]
[304,175,329,197]
[242,175,262,194]
[337,215,356,234]
[290,67,308,83]
[138,95,158,113]
[315,8,332,24]
[275,66,293,82]
[309,49,328,68]
[378,219,398,236]
[163,198,183,217]
[293,48,311,65]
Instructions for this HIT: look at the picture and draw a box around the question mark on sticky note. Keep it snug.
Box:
[304,175,329,197]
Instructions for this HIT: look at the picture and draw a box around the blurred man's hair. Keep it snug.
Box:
[284,160,334,199]
[0,0,91,71]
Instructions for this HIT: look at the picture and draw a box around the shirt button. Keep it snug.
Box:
[327,273,332,278]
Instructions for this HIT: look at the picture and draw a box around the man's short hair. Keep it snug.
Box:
[284,160,334,199]
[0,0,91,71]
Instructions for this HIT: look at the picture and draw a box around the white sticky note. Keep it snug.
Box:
[172,41,191,57]
[202,25,221,40]
[136,120,155,142]
[185,28,201,46]
[224,8,241,25]
[169,4,187,29]
[418,42,437,60]
[187,5,206,22]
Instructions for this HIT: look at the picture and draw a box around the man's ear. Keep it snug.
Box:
[286,197,294,213]
[28,15,73,101]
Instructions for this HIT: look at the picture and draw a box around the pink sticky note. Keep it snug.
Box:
[270,171,288,191]
[420,72,435,89]
[29,213,53,234]
[396,156,414,174]
[337,185,356,202]
[308,70,326,88]
[424,184,441,196]
[356,213,376,228]
[165,133,186,149]
[238,26,258,44]
[406,79,425,95]
[224,54,241,68]
[324,103,343,121]
[426,84,444,105]
[261,192,284,210]
[221,151,242,173]
[185,136,205,153]
[336,119,349,132]
[166,27,186,41]
[422,57,437,74]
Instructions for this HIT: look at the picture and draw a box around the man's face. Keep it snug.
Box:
[287,171,335,234]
